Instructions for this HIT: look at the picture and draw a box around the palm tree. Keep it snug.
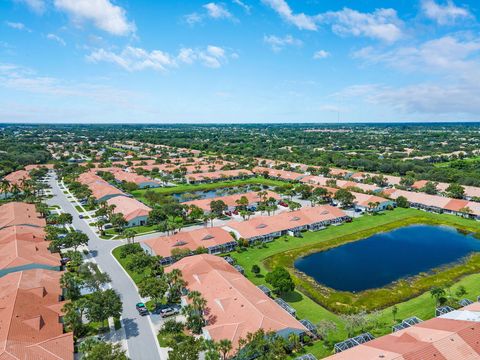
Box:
[188,290,207,313]
[107,204,116,222]
[95,219,106,235]
[430,286,446,306]
[459,206,473,218]
[257,190,268,203]
[35,202,50,218]
[0,179,10,199]
[11,184,21,200]
[165,268,186,303]
[288,332,301,353]
[123,228,137,244]
[217,339,232,360]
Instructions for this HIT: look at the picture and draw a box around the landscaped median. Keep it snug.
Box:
[261,209,480,313]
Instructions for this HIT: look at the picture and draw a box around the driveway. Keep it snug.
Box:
[46,173,163,360]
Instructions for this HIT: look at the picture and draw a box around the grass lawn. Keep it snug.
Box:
[105,224,159,237]
[434,156,480,167]
[230,208,480,358]
[131,177,286,200]
[112,246,148,284]
[112,207,480,359]
[75,205,86,213]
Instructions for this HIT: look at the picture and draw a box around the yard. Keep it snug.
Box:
[229,208,480,358]
[112,207,480,359]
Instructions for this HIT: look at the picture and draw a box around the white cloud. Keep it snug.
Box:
[203,2,233,19]
[184,12,203,26]
[5,21,30,31]
[313,50,330,59]
[318,8,403,43]
[421,0,472,25]
[178,45,229,68]
[185,2,237,25]
[261,0,317,30]
[263,34,302,52]
[0,63,134,102]
[353,35,480,79]
[47,33,66,46]
[87,45,233,71]
[232,0,251,14]
[336,34,480,116]
[87,46,176,72]
[358,83,480,115]
[262,1,402,42]
[16,0,46,14]
[53,0,135,36]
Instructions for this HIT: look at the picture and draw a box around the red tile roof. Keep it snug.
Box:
[252,167,305,181]
[225,205,347,240]
[187,169,253,182]
[112,171,159,186]
[183,191,281,212]
[167,254,307,352]
[326,316,480,360]
[106,196,151,222]
[0,230,60,271]
[0,202,46,229]
[143,227,234,258]
[0,269,73,360]
[0,226,46,243]
[3,170,31,187]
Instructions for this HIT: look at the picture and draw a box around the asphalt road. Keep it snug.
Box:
[46,173,163,360]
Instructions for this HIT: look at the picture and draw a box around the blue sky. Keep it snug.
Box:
[0,0,479,123]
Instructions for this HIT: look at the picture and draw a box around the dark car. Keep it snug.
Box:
[279,201,288,207]
[136,302,148,316]
[225,211,232,216]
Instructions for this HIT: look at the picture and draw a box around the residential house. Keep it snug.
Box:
[326,303,480,359]
[106,196,151,227]
[186,169,254,184]
[167,254,307,354]
[142,227,237,265]
[252,166,305,181]
[224,205,349,244]
[183,190,281,213]
[0,269,73,359]
[0,202,46,230]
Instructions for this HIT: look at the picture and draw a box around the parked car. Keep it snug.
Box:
[103,223,113,229]
[79,214,84,219]
[225,211,232,216]
[60,257,70,266]
[233,210,239,215]
[159,307,179,318]
[136,303,148,316]
[279,201,288,207]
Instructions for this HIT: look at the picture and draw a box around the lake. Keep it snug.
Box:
[294,225,480,292]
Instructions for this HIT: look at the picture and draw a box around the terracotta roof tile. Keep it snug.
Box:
[167,254,306,352]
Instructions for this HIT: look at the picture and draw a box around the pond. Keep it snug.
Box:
[294,225,480,292]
